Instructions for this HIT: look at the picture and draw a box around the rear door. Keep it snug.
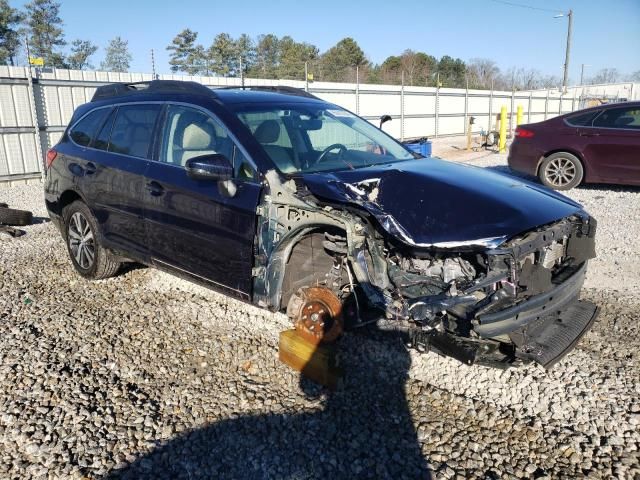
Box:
[143,103,262,300]
[85,103,162,257]
[579,106,640,184]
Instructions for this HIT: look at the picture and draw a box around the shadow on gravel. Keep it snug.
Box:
[106,327,432,480]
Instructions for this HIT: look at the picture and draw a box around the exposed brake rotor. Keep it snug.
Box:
[286,286,344,344]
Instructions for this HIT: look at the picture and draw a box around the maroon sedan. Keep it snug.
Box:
[508,101,640,190]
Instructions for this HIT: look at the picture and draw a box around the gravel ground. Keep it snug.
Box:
[1,154,639,479]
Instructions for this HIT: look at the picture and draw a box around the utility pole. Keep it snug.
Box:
[151,49,157,79]
[305,61,309,92]
[561,9,573,91]
[580,63,590,85]
[239,56,244,88]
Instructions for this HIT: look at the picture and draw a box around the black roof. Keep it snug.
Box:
[91,80,322,104]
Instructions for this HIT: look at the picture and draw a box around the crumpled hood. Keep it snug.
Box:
[299,158,584,249]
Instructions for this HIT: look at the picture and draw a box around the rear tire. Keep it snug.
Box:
[62,201,120,280]
[538,152,584,190]
[0,206,33,226]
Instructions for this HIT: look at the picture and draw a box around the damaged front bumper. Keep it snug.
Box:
[393,217,598,369]
[408,263,598,368]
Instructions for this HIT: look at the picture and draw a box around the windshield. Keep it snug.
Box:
[234,104,415,174]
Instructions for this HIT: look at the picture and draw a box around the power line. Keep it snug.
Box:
[487,0,563,14]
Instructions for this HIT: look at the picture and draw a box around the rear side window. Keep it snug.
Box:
[593,107,640,130]
[69,108,111,147]
[108,105,162,158]
[565,110,600,127]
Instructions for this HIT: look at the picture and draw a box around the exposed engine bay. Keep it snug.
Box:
[251,169,598,369]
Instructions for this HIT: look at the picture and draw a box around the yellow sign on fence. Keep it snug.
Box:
[28,57,44,66]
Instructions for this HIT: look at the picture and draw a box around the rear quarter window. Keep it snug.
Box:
[565,110,600,127]
[108,105,162,158]
[69,108,111,147]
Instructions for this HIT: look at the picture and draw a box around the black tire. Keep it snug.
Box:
[538,152,584,191]
[0,202,8,208]
[62,201,120,280]
[0,206,33,226]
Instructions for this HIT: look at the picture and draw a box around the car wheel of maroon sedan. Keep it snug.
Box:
[539,152,584,190]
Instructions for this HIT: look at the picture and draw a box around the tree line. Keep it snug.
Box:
[1,0,638,88]
[0,0,131,71]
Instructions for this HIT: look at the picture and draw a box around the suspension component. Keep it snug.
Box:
[286,286,344,344]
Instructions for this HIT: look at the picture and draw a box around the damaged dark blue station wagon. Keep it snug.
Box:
[44,81,598,368]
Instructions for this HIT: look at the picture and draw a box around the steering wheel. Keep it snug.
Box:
[316,143,348,163]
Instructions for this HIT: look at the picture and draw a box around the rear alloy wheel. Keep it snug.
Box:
[539,152,584,190]
[63,201,120,279]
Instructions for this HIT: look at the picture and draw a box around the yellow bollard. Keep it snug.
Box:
[499,106,507,153]
[516,105,523,127]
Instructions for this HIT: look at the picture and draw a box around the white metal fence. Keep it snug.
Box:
[0,64,637,183]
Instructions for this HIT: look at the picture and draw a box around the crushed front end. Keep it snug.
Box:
[253,168,598,369]
[372,215,598,368]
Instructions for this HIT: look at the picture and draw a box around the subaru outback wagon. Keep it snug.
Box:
[45,81,598,368]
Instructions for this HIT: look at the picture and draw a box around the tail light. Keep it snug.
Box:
[45,149,58,168]
[515,127,535,138]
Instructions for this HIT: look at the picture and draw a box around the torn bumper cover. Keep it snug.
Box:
[402,223,598,368]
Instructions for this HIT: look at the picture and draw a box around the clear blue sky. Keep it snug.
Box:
[12,0,640,81]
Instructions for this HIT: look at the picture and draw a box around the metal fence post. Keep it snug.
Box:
[434,73,440,138]
[527,91,532,123]
[544,89,549,120]
[488,79,493,133]
[400,71,405,141]
[464,75,469,136]
[355,65,360,115]
[509,87,515,135]
[559,93,563,115]
[25,66,44,177]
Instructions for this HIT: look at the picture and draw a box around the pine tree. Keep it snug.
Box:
[24,0,66,67]
[207,33,235,77]
[167,28,202,75]
[0,0,23,66]
[234,33,255,76]
[67,39,97,70]
[278,36,318,80]
[101,36,131,72]
[251,34,279,79]
[320,37,368,82]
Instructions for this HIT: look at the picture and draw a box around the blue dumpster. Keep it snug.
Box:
[404,138,432,157]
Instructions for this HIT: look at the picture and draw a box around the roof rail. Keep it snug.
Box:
[214,85,319,99]
[91,80,215,102]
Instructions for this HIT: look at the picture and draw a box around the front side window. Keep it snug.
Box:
[234,104,415,174]
[108,105,161,158]
[593,107,640,130]
[159,105,256,179]
[69,108,111,147]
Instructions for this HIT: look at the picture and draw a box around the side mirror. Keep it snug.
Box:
[185,154,233,181]
[379,115,392,129]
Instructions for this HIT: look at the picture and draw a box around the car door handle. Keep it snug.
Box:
[579,132,600,137]
[146,181,164,196]
[84,162,96,175]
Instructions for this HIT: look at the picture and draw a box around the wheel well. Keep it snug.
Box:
[536,149,585,177]
[58,190,83,215]
[280,228,346,310]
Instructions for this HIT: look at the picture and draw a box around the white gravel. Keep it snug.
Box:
[0,155,639,479]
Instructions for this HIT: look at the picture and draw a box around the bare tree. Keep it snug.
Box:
[467,58,500,89]
[589,68,620,84]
